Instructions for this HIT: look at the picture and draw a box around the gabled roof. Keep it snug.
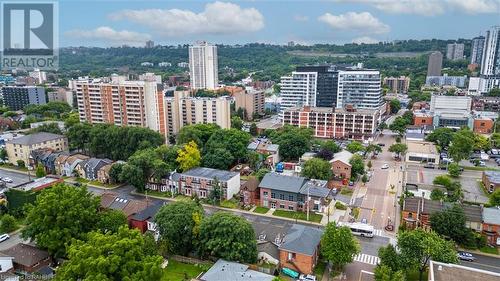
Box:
[259,173,307,193]
[483,207,500,225]
[1,244,49,267]
[181,167,239,182]
[330,150,353,166]
[241,177,259,192]
[85,158,113,170]
[279,224,323,256]
[131,202,163,221]
[299,180,330,198]
[6,132,65,145]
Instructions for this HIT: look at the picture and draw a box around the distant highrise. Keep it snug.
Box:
[481,26,500,76]
[280,72,317,109]
[337,70,382,109]
[383,76,410,94]
[471,36,485,65]
[296,65,338,107]
[145,40,154,48]
[2,86,46,111]
[189,41,218,90]
[446,43,464,60]
[427,51,443,76]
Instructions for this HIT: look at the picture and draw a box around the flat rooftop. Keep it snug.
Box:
[406,140,438,155]
[429,260,500,281]
[14,177,61,192]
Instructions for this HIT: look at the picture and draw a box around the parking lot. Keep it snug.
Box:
[405,164,489,204]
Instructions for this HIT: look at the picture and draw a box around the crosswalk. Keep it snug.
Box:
[353,253,380,265]
[373,229,384,237]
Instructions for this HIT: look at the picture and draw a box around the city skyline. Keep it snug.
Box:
[59,0,500,47]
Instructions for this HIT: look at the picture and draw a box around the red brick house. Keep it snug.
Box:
[279,224,323,275]
[240,177,260,206]
[482,207,500,247]
[129,203,163,233]
[330,151,353,181]
[1,244,51,273]
[482,171,500,193]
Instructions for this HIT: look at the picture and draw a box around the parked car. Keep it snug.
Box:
[298,274,317,281]
[423,163,435,169]
[0,234,10,243]
[381,163,389,169]
[2,178,12,183]
[457,252,475,262]
[377,143,386,147]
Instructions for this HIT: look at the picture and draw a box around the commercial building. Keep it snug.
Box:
[471,36,485,65]
[162,91,231,141]
[281,105,383,140]
[280,72,318,109]
[405,140,439,164]
[383,76,410,94]
[446,43,464,60]
[47,88,73,106]
[1,86,46,111]
[472,96,500,112]
[233,88,265,120]
[427,51,443,77]
[425,74,467,88]
[430,95,473,129]
[189,41,218,90]
[73,76,163,131]
[337,69,382,109]
[296,65,338,107]
[5,132,68,166]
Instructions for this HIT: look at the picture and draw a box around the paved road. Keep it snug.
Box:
[0,231,29,251]
[0,169,34,188]
[458,253,500,274]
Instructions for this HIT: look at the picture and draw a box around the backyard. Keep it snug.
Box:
[161,260,207,281]
[273,209,323,223]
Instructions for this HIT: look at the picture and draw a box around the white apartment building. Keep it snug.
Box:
[280,72,317,110]
[162,91,231,141]
[189,41,218,90]
[481,26,500,76]
[337,70,382,109]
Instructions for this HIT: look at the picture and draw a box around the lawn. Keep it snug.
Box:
[88,180,121,189]
[144,190,173,198]
[480,246,499,255]
[335,201,347,210]
[463,166,500,172]
[220,199,239,209]
[340,188,353,196]
[253,206,270,214]
[161,260,205,281]
[273,209,323,223]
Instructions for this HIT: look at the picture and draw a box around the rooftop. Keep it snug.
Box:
[13,176,62,192]
[299,180,330,198]
[182,167,239,182]
[279,224,323,256]
[429,260,500,281]
[1,244,49,268]
[259,173,307,194]
[201,259,274,281]
[406,140,438,155]
[330,150,353,166]
[483,170,500,184]
[6,132,65,146]
[482,207,500,225]
[403,198,482,223]
[131,202,163,221]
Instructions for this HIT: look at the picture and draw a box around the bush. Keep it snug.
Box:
[16,160,25,167]
[335,201,347,210]
[0,214,17,233]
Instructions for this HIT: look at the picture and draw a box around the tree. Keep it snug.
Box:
[231,116,244,130]
[430,189,446,201]
[449,128,475,162]
[268,125,312,160]
[389,117,409,136]
[0,148,7,160]
[474,134,491,151]
[176,123,220,147]
[378,244,403,272]
[21,184,100,258]
[302,158,332,180]
[491,133,500,148]
[208,178,222,205]
[29,123,63,135]
[367,160,373,170]
[198,212,257,263]
[430,205,469,244]
[489,189,500,206]
[447,163,461,178]
[388,143,408,158]
[16,160,25,167]
[96,209,128,233]
[205,129,252,163]
[316,148,334,161]
[203,148,234,170]
[349,155,365,179]
[390,99,402,114]
[121,148,169,192]
[176,141,201,172]
[55,227,163,281]
[109,162,124,183]
[398,229,458,281]
[155,201,204,255]
[426,127,454,148]
[361,174,368,184]
[246,151,261,170]
[374,265,405,281]
[255,168,270,182]
[0,214,17,233]
[320,223,360,269]
[433,175,452,187]
[321,140,341,154]
[365,144,382,155]
[35,163,46,178]
[249,123,258,136]
[346,141,364,153]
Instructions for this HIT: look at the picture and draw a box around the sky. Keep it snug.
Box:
[58,0,500,47]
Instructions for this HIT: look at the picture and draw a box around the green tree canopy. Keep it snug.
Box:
[389,116,410,136]
[430,205,470,244]
[489,189,500,206]
[155,201,204,255]
[268,125,313,160]
[302,158,332,180]
[21,184,100,258]
[96,209,128,234]
[197,212,257,263]
[176,123,220,147]
[447,163,461,178]
[398,229,458,281]
[388,143,408,157]
[55,227,163,281]
[389,99,402,114]
[426,127,455,148]
[205,128,251,164]
[346,141,364,153]
[449,128,475,162]
[320,223,360,269]
[349,155,365,179]
[231,116,244,130]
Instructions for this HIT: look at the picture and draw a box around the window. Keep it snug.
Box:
[288,195,294,201]
[280,204,285,209]
[287,252,296,261]
[408,212,413,219]
[263,191,268,198]
[288,205,294,210]
[279,194,285,200]
[271,192,275,199]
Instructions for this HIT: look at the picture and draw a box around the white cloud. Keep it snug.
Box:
[334,0,499,16]
[65,26,151,45]
[108,1,264,37]
[318,12,390,34]
[352,36,380,44]
[294,15,309,22]
[447,0,500,14]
